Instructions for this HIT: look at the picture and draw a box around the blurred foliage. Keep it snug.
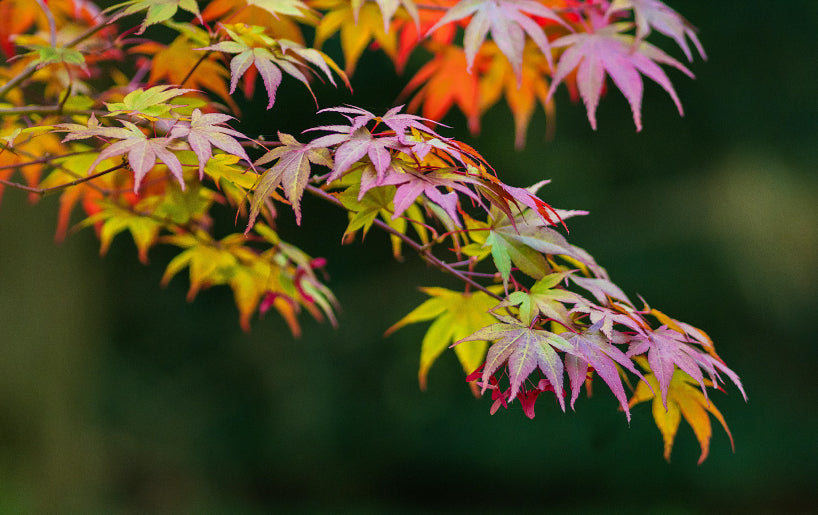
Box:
[1,0,817,512]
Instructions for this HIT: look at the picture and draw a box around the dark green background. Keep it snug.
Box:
[1,1,816,512]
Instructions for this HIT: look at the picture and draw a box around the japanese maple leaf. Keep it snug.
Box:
[629,367,734,464]
[386,286,504,390]
[547,22,693,131]
[377,163,484,225]
[561,323,647,420]
[313,0,399,74]
[477,41,554,148]
[626,326,716,410]
[198,25,344,108]
[104,85,195,119]
[248,132,333,227]
[169,109,252,179]
[459,318,578,411]
[105,0,203,34]
[57,117,185,191]
[504,271,584,326]
[308,105,447,181]
[348,0,420,32]
[607,0,706,62]
[426,0,568,81]
[401,44,483,134]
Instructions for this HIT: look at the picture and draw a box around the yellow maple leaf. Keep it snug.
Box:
[629,360,735,464]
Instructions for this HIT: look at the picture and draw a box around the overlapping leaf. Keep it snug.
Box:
[629,363,734,464]
[459,316,578,410]
[547,22,693,131]
[607,0,706,61]
[386,286,504,390]
[426,0,568,81]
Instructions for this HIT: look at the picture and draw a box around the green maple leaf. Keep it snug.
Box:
[104,85,195,119]
[105,0,203,34]
[504,271,583,326]
[386,286,504,390]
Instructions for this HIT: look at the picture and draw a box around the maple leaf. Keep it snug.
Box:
[105,0,202,34]
[57,116,185,191]
[401,44,483,134]
[459,317,578,411]
[248,132,333,227]
[504,271,583,327]
[386,286,504,390]
[629,365,734,464]
[168,108,253,179]
[561,323,647,420]
[312,0,399,74]
[198,25,346,108]
[477,41,554,148]
[547,21,693,131]
[80,198,163,264]
[426,0,568,81]
[22,44,89,74]
[104,85,195,119]
[348,0,420,32]
[201,0,312,42]
[607,0,706,62]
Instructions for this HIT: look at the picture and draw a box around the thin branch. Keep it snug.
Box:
[305,184,503,301]
[0,163,126,196]
[0,149,95,172]
[34,0,57,48]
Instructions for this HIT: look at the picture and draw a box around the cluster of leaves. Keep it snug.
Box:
[0,0,743,463]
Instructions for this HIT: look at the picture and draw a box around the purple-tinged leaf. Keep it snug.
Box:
[607,0,706,62]
[548,22,692,131]
[169,109,253,178]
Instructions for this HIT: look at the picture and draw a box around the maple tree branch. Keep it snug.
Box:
[35,0,58,48]
[0,163,126,196]
[0,150,95,172]
[305,184,503,301]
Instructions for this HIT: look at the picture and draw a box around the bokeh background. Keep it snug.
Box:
[1,1,816,513]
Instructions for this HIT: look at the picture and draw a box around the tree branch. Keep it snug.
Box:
[305,184,503,301]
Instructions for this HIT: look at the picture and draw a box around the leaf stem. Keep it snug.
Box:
[305,184,503,301]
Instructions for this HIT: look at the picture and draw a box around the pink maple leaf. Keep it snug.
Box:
[547,22,693,131]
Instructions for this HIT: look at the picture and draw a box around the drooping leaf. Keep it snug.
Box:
[547,21,693,131]
[426,0,568,81]
[386,286,504,390]
[105,0,202,34]
[561,324,647,421]
[629,364,734,464]
[312,0,399,74]
[58,118,185,191]
[169,108,252,178]
[248,132,333,227]
[607,0,706,61]
[198,25,346,108]
[459,317,578,411]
